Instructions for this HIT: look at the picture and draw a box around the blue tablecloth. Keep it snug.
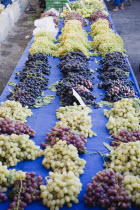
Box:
[0,5,140,210]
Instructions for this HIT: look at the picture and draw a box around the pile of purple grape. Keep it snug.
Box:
[8,172,43,210]
[65,12,85,27]
[0,190,8,203]
[84,169,131,210]
[0,118,36,137]
[41,126,87,154]
[89,10,111,27]
[111,130,140,146]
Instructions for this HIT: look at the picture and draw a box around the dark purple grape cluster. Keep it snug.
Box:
[0,190,8,203]
[7,52,50,107]
[8,172,43,210]
[84,169,131,210]
[98,79,136,102]
[111,130,140,146]
[59,51,91,76]
[40,11,59,25]
[89,10,111,27]
[41,126,87,154]
[65,12,85,27]
[0,118,36,137]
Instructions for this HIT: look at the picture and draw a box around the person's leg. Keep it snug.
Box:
[113,0,120,11]
[120,0,125,9]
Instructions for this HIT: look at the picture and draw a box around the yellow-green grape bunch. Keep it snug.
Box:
[0,100,32,122]
[29,30,58,56]
[0,162,26,192]
[42,140,86,177]
[56,103,95,137]
[123,173,140,206]
[57,20,91,57]
[104,98,140,135]
[40,171,82,210]
[90,19,125,57]
[106,141,140,175]
[0,134,43,167]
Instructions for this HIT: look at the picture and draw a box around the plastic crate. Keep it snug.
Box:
[46,0,68,11]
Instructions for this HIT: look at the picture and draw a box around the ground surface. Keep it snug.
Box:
[0,0,140,95]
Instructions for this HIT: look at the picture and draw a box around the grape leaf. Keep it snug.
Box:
[133,98,140,109]
[8,82,16,87]
[48,81,59,92]
[33,95,56,108]
[98,100,113,108]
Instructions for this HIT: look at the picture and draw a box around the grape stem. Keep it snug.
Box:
[16,178,23,210]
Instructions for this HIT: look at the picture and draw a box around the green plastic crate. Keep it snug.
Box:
[46,0,68,11]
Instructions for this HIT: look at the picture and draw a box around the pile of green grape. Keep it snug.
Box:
[29,30,58,56]
[104,98,140,135]
[57,20,91,57]
[90,19,125,57]
[0,134,43,167]
[56,103,95,137]
[106,141,140,175]
[40,171,82,210]
[0,100,32,122]
[42,140,86,177]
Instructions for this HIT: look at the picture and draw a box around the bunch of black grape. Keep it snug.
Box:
[59,51,91,76]
[89,10,111,26]
[84,169,131,210]
[65,12,85,27]
[0,118,36,137]
[8,172,43,210]
[7,53,50,107]
[111,130,140,147]
[41,126,87,154]
[0,190,8,203]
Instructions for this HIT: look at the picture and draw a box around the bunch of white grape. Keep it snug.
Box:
[0,161,25,192]
[40,171,82,210]
[0,100,32,122]
[106,141,140,175]
[42,140,86,177]
[104,98,140,135]
[56,103,95,137]
[123,173,140,206]
[0,134,43,167]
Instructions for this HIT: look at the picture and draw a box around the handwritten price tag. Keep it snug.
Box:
[72,88,86,107]
[65,3,72,12]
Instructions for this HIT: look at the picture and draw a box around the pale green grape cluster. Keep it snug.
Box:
[90,19,125,57]
[56,103,95,137]
[123,173,140,206]
[29,30,58,56]
[0,161,26,192]
[0,100,32,122]
[104,98,140,135]
[42,140,86,177]
[40,171,82,210]
[0,134,43,167]
[106,141,140,175]
[57,20,91,57]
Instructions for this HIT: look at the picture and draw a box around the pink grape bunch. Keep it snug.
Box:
[41,126,87,154]
[8,172,43,210]
[84,169,131,210]
[111,130,140,147]
[0,118,36,137]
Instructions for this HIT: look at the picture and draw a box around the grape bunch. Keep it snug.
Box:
[84,169,131,210]
[65,12,85,27]
[0,134,43,167]
[0,118,36,137]
[41,171,82,210]
[56,103,96,137]
[111,130,140,146]
[40,11,59,25]
[0,162,26,192]
[7,52,50,107]
[42,140,86,177]
[123,173,140,206]
[0,190,8,203]
[57,20,91,57]
[8,172,43,210]
[104,98,140,135]
[41,126,87,154]
[89,10,110,26]
[0,100,32,122]
[106,141,140,175]
[59,51,91,76]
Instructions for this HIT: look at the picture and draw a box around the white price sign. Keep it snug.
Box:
[72,88,86,107]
